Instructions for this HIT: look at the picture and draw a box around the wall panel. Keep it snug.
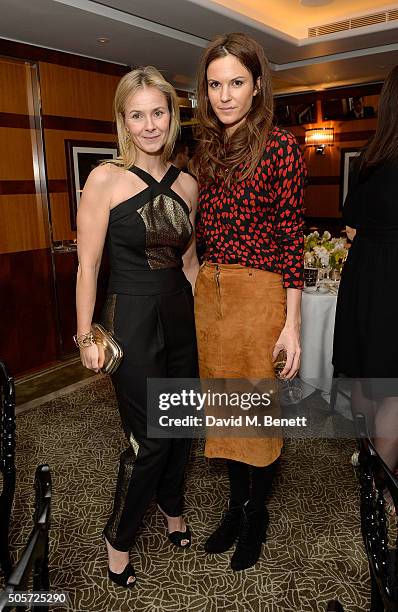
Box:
[0,194,49,253]
[0,59,32,114]
[0,249,58,374]
[0,127,35,180]
[39,62,120,120]
[50,193,76,242]
[304,185,340,217]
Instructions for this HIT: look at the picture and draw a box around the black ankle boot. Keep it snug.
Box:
[204,503,243,553]
[230,501,269,571]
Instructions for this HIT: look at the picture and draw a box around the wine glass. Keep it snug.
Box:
[273,350,303,405]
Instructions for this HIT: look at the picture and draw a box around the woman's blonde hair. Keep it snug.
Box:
[110,66,180,168]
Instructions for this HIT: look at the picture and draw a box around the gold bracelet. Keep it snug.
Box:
[73,331,95,348]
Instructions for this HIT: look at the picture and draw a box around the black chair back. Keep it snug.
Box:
[0,361,16,580]
[0,465,52,612]
[356,413,398,612]
[327,601,345,612]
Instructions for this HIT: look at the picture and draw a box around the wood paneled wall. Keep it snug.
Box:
[278,86,380,220]
[0,59,32,114]
[0,249,58,375]
[39,63,120,120]
[0,41,128,375]
[290,120,377,218]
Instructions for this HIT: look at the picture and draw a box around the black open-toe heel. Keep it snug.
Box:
[157,505,192,548]
[102,532,137,588]
[168,525,192,548]
[108,563,136,588]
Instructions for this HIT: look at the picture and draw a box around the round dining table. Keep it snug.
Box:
[299,289,337,400]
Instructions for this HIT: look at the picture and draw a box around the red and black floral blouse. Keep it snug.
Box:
[196,127,307,288]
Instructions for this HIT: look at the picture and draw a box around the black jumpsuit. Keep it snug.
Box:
[102,164,198,552]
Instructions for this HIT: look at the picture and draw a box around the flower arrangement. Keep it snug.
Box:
[304,231,349,270]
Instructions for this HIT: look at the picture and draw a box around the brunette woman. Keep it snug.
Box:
[191,33,307,571]
[333,66,398,475]
[76,67,198,587]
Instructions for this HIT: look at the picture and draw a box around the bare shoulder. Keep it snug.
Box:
[86,162,122,188]
[178,171,198,198]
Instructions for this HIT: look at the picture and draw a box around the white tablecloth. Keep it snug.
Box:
[299,291,337,398]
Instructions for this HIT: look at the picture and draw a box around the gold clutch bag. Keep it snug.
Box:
[91,323,123,375]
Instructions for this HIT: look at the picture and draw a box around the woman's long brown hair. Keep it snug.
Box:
[190,33,274,185]
[360,65,398,172]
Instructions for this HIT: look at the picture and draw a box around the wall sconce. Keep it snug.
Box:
[305,127,334,155]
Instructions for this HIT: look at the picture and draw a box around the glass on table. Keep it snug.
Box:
[329,268,341,281]
[304,267,319,288]
[318,264,330,282]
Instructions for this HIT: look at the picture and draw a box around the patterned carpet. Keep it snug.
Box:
[5,377,370,611]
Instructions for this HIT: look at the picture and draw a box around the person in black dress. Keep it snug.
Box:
[333,65,398,473]
[75,67,198,587]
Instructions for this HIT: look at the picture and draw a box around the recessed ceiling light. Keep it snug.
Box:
[300,0,333,6]
[97,37,110,44]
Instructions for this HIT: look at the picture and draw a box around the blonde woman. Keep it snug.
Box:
[75,67,199,588]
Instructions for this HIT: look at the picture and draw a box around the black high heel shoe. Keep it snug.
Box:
[108,563,136,588]
[157,505,192,548]
[102,533,136,588]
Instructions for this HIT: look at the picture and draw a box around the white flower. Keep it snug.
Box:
[313,245,330,266]
[330,237,345,249]
[304,252,315,265]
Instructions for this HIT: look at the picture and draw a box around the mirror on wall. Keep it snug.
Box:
[322,94,379,121]
[274,101,317,126]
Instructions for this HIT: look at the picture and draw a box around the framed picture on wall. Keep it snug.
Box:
[340,147,361,209]
[274,101,316,126]
[65,139,118,230]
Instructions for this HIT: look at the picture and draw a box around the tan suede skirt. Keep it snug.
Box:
[194,262,286,467]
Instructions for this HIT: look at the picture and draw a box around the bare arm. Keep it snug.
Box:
[76,165,112,371]
[182,175,200,292]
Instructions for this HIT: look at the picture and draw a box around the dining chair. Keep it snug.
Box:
[0,360,16,580]
[356,413,398,612]
[0,464,52,611]
[326,601,345,611]
[327,413,397,612]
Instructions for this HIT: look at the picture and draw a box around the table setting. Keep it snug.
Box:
[293,231,351,404]
[303,230,349,296]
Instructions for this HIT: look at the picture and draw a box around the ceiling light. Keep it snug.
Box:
[97,37,110,44]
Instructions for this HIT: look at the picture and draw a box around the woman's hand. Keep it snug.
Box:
[345,225,356,241]
[79,343,104,373]
[272,325,301,379]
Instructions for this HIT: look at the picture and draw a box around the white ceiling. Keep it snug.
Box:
[0,0,397,93]
[210,0,398,37]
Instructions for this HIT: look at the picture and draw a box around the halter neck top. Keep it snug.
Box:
[106,164,192,294]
